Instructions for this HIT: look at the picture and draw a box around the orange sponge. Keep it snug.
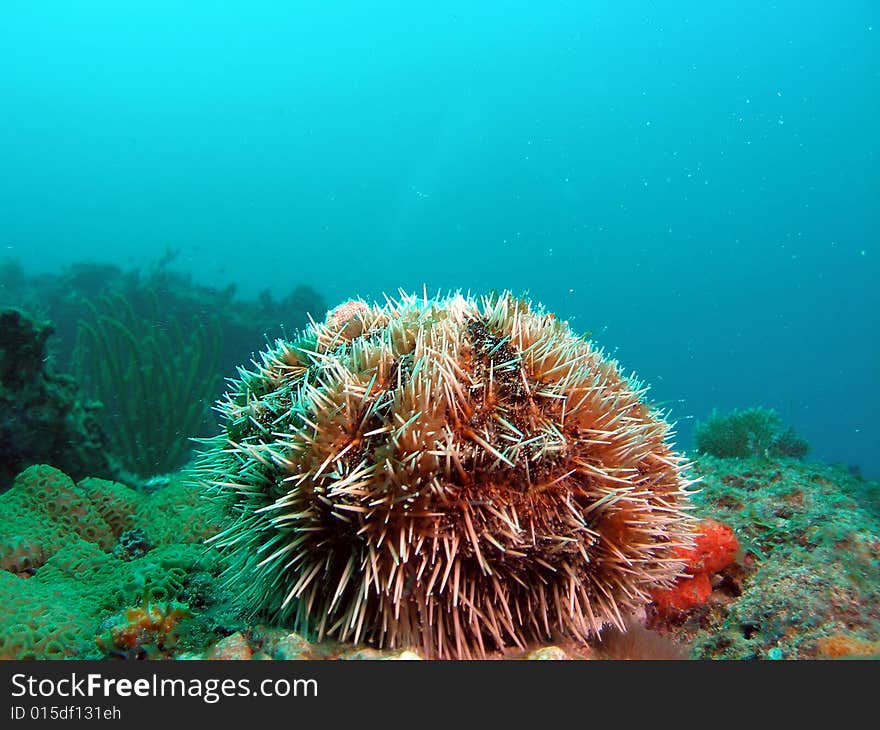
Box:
[652,519,739,613]
[682,519,739,575]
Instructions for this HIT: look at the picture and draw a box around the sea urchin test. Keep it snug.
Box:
[195,291,694,658]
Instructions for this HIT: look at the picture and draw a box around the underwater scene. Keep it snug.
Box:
[0,2,877,661]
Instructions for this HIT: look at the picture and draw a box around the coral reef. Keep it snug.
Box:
[0,309,116,488]
[0,465,118,575]
[648,456,880,659]
[0,257,327,382]
[694,407,809,460]
[0,454,876,661]
[195,291,695,658]
[1,256,327,483]
[0,269,875,662]
[112,528,153,562]
[0,465,225,659]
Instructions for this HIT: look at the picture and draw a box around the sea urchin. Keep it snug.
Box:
[195,291,695,658]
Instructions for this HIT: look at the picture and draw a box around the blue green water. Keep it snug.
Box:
[0,1,876,474]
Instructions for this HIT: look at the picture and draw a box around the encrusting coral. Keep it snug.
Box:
[0,465,223,659]
[195,291,697,658]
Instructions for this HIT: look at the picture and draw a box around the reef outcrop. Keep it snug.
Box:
[0,309,115,488]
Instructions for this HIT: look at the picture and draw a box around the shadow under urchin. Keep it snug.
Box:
[193,290,696,658]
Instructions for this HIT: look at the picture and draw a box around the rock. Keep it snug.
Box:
[336,647,422,660]
[337,648,386,660]
[206,632,252,660]
[0,308,116,489]
[525,646,570,660]
[383,650,423,660]
[270,632,313,660]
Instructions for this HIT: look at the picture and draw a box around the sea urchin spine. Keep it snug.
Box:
[195,291,695,658]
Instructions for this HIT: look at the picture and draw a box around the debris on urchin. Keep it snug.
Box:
[196,291,696,658]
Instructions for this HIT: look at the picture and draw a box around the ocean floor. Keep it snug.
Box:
[1,456,877,660]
